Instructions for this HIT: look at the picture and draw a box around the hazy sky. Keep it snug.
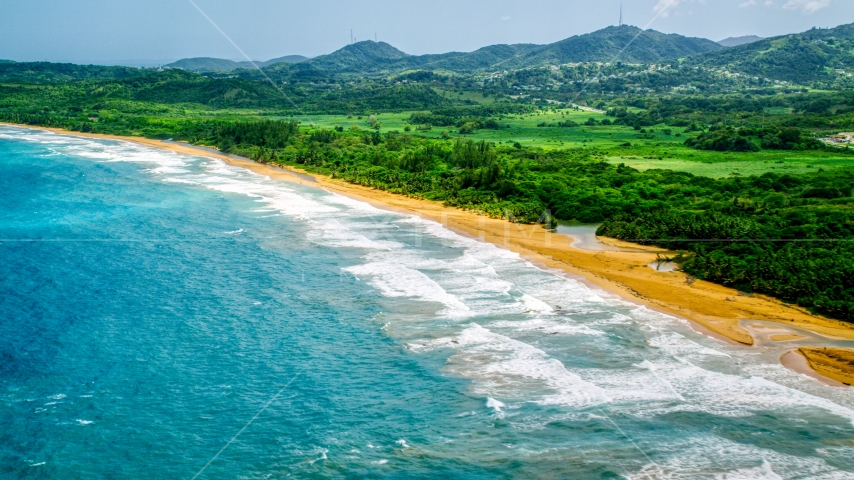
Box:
[2,0,853,65]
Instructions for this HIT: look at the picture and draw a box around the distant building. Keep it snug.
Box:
[821,133,854,145]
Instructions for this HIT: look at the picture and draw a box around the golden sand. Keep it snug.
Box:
[8,124,854,384]
[781,350,845,386]
[798,348,854,386]
[770,334,807,342]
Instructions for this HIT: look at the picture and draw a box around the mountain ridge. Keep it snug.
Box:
[261,25,722,78]
[718,35,764,47]
[688,23,854,84]
[502,25,722,68]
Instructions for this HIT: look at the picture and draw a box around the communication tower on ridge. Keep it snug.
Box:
[619,3,623,27]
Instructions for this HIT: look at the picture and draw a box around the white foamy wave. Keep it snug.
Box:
[320,191,393,216]
[607,357,854,424]
[307,221,403,250]
[489,317,605,337]
[344,261,471,317]
[162,177,200,185]
[628,437,846,480]
[519,294,553,313]
[429,324,610,408]
[649,332,732,359]
[486,397,506,412]
[148,165,189,175]
[190,167,338,219]
[0,128,193,172]
[583,364,686,405]
[715,460,783,480]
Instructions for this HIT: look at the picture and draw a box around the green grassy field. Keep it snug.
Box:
[605,154,854,178]
[285,108,854,178]
[297,112,413,132]
[294,108,613,147]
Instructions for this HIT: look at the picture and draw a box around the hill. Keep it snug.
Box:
[392,44,542,73]
[166,57,250,71]
[0,62,148,84]
[501,25,722,68]
[261,41,414,80]
[297,41,410,72]
[718,36,764,47]
[689,23,854,84]
[261,55,309,67]
[0,68,462,114]
[167,55,309,72]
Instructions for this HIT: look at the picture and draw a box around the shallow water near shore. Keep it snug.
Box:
[555,224,654,253]
[3,126,854,479]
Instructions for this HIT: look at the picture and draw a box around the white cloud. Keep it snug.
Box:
[653,0,684,18]
[653,0,705,18]
[501,15,511,21]
[782,0,833,14]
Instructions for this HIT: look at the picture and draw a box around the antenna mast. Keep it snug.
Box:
[351,29,354,44]
[619,3,623,26]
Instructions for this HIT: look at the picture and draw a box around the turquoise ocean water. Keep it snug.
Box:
[2,125,854,479]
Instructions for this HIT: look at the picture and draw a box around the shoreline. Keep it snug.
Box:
[780,351,844,387]
[6,123,854,385]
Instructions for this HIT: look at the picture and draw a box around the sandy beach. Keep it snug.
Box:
[798,348,854,385]
[7,124,854,384]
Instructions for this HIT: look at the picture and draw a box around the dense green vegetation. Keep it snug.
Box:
[0,61,149,84]
[686,23,854,88]
[3,28,854,324]
[0,69,462,116]
[684,126,826,152]
[598,171,854,320]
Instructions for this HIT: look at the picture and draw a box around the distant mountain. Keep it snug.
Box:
[718,36,764,47]
[299,41,410,71]
[501,25,722,68]
[689,23,854,84]
[264,27,721,78]
[392,44,542,73]
[167,55,309,72]
[166,57,248,71]
[261,55,309,67]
